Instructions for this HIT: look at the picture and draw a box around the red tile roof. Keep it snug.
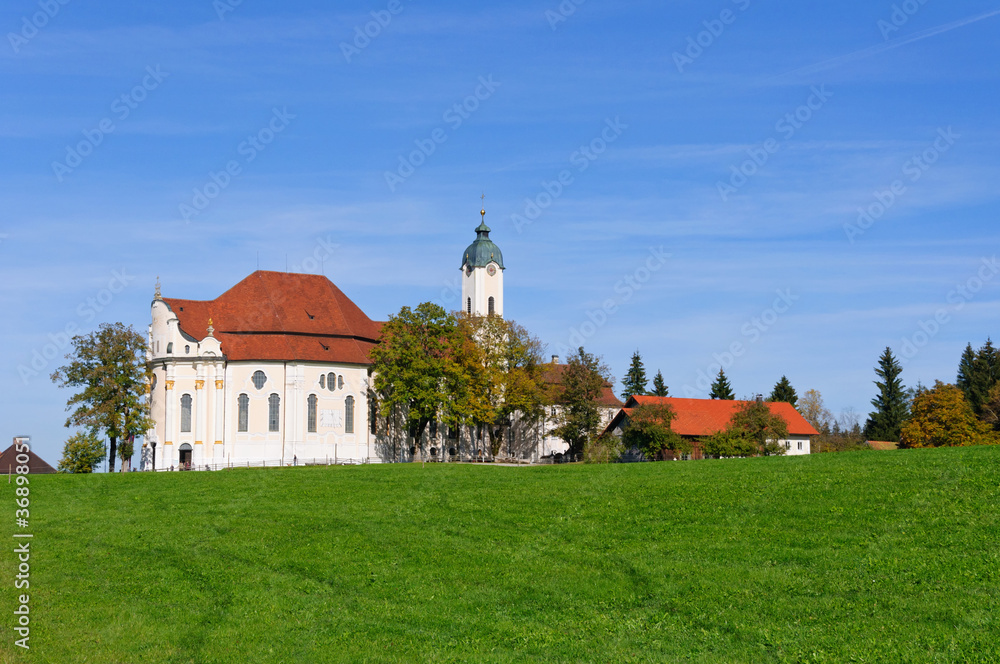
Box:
[541,363,623,408]
[617,395,820,437]
[163,271,383,365]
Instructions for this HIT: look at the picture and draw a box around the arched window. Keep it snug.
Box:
[307,394,318,433]
[252,371,266,390]
[238,394,249,432]
[466,297,472,315]
[338,375,344,390]
[268,394,280,432]
[184,345,190,354]
[166,342,173,354]
[488,296,495,315]
[345,396,355,434]
[319,374,325,389]
[327,372,335,391]
[180,394,192,433]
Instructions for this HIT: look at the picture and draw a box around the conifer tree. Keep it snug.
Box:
[709,369,735,400]
[651,370,669,397]
[768,376,798,406]
[959,340,1000,417]
[620,351,648,401]
[863,347,908,442]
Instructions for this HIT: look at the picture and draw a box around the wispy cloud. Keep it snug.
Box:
[770,9,1000,82]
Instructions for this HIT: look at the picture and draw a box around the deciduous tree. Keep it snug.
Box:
[798,389,832,432]
[50,322,152,473]
[460,314,547,456]
[900,381,997,448]
[621,403,685,460]
[553,347,612,457]
[370,303,461,452]
[729,398,789,456]
[58,431,106,473]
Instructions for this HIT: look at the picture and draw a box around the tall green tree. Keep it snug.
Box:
[50,322,152,473]
[958,340,1000,417]
[58,431,107,473]
[900,381,997,448]
[863,347,909,443]
[620,350,648,401]
[651,370,669,397]
[768,376,798,406]
[370,303,461,452]
[957,343,977,400]
[709,369,735,400]
[553,347,612,457]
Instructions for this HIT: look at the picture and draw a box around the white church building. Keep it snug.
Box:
[144,212,518,469]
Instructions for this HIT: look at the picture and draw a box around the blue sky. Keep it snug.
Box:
[2,0,998,467]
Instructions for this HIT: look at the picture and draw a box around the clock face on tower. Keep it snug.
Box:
[487,264,497,276]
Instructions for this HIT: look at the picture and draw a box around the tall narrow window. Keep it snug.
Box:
[180,394,192,432]
[319,374,325,389]
[307,394,318,433]
[238,394,249,432]
[345,396,355,434]
[466,297,472,315]
[488,296,495,315]
[327,372,335,392]
[338,375,344,390]
[268,394,280,432]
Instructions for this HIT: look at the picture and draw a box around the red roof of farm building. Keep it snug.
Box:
[608,395,819,437]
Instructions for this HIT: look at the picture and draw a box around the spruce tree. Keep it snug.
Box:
[863,347,908,442]
[957,343,977,398]
[958,340,1000,417]
[768,376,798,406]
[620,350,648,401]
[651,370,669,397]
[709,369,735,400]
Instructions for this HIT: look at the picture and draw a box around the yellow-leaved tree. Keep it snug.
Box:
[900,381,998,448]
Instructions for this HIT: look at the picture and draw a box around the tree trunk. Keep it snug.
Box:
[108,435,117,473]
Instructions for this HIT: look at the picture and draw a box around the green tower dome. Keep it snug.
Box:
[461,213,504,270]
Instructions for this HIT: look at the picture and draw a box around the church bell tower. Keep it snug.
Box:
[460,205,504,317]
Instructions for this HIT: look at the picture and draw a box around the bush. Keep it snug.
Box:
[583,434,624,464]
[58,430,106,473]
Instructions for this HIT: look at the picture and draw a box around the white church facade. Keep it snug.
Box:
[143,213,530,469]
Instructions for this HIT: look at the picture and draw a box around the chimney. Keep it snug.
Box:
[755,394,764,403]
[551,355,560,364]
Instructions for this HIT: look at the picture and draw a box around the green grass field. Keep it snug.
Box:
[2,447,999,663]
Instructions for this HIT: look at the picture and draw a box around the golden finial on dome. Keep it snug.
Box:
[481,192,486,219]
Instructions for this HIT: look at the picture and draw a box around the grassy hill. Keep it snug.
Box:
[3,447,999,663]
